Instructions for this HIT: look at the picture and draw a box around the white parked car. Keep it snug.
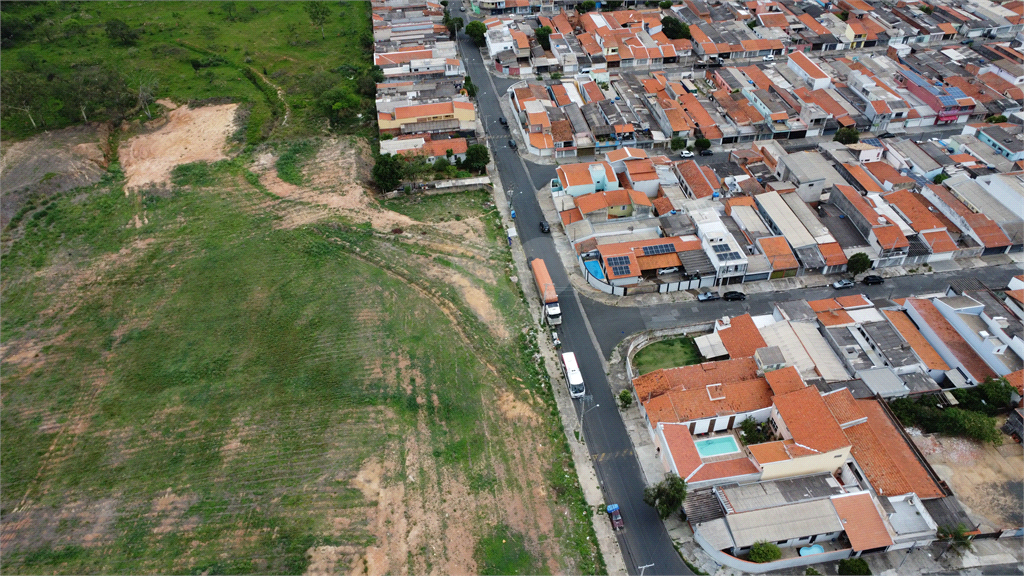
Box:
[680,150,694,158]
[762,55,775,61]
[657,267,679,275]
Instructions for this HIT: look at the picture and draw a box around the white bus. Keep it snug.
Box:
[561,352,585,399]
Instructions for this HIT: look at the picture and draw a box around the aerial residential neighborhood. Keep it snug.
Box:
[2,0,1022,574]
[370,0,1023,572]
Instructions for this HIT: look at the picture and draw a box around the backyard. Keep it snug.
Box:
[632,336,702,375]
[0,132,604,574]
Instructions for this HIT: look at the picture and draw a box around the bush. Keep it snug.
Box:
[618,389,633,409]
[670,136,686,150]
[986,115,1007,123]
[740,417,769,445]
[748,541,781,563]
[838,558,871,575]
[847,252,872,276]
[694,138,711,151]
[889,394,1003,445]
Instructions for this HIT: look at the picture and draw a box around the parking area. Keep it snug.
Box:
[818,203,869,249]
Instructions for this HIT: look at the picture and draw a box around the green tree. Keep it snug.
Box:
[433,157,451,172]
[749,541,782,563]
[838,558,872,575]
[464,144,490,173]
[740,417,768,445]
[221,1,237,21]
[670,136,686,150]
[465,20,487,46]
[464,76,478,98]
[986,115,1007,123]
[535,25,553,50]
[661,16,690,39]
[618,389,633,409]
[847,252,872,277]
[372,153,404,192]
[934,172,950,184]
[441,0,449,5]
[642,473,687,519]
[660,0,673,8]
[920,4,933,13]
[806,568,822,575]
[940,408,1001,444]
[694,137,711,151]
[306,0,331,39]
[577,0,597,12]
[105,19,140,46]
[839,10,849,20]
[834,127,860,144]
[446,16,464,40]
[1,71,44,129]
[979,376,1014,410]
[938,524,973,558]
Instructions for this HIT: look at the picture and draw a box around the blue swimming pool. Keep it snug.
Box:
[584,260,605,280]
[694,436,741,458]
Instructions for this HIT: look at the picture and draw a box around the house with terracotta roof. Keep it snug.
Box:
[552,161,620,197]
[903,297,998,386]
[882,189,958,263]
[830,185,909,268]
[788,52,832,91]
[377,99,476,135]
[919,183,1010,256]
[635,356,775,436]
[572,188,653,222]
[756,236,798,279]
[656,423,761,490]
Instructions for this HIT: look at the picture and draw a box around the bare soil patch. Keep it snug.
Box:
[119,103,237,189]
[0,124,110,227]
[912,424,1024,531]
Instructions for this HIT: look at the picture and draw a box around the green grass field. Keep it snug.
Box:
[632,336,702,375]
[0,149,604,574]
[1,1,374,141]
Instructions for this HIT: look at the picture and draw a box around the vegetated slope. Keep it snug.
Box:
[0,142,605,575]
[0,1,377,142]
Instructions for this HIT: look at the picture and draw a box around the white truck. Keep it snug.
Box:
[530,258,562,326]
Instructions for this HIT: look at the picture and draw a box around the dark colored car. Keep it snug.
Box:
[862,275,884,285]
[722,291,746,301]
[878,132,896,139]
[607,504,624,530]
[699,149,713,156]
[508,139,517,149]
[499,116,507,126]
[539,220,550,233]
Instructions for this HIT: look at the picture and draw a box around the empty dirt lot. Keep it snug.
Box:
[911,421,1024,532]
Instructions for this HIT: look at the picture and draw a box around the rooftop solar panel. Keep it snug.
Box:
[607,256,631,266]
[611,265,632,276]
[642,243,676,256]
[713,244,730,253]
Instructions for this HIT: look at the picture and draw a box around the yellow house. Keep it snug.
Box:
[751,386,852,481]
[377,100,476,135]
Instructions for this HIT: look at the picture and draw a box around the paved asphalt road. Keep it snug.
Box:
[582,264,1022,359]
[456,17,691,576]
[455,12,1017,573]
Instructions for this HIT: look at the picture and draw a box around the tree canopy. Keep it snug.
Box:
[847,252,872,276]
[372,153,404,192]
[662,16,690,39]
[465,20,487,46]
[535,25,553,50]
[834,127,860,145]
[105,19,140,46]
[749,541,782,563]
[694,138,711,151]
[642,473,687,519]
[464,144,490,173]
[305,1,331,39]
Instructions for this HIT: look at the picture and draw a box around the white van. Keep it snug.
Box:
[561,352,585,399]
